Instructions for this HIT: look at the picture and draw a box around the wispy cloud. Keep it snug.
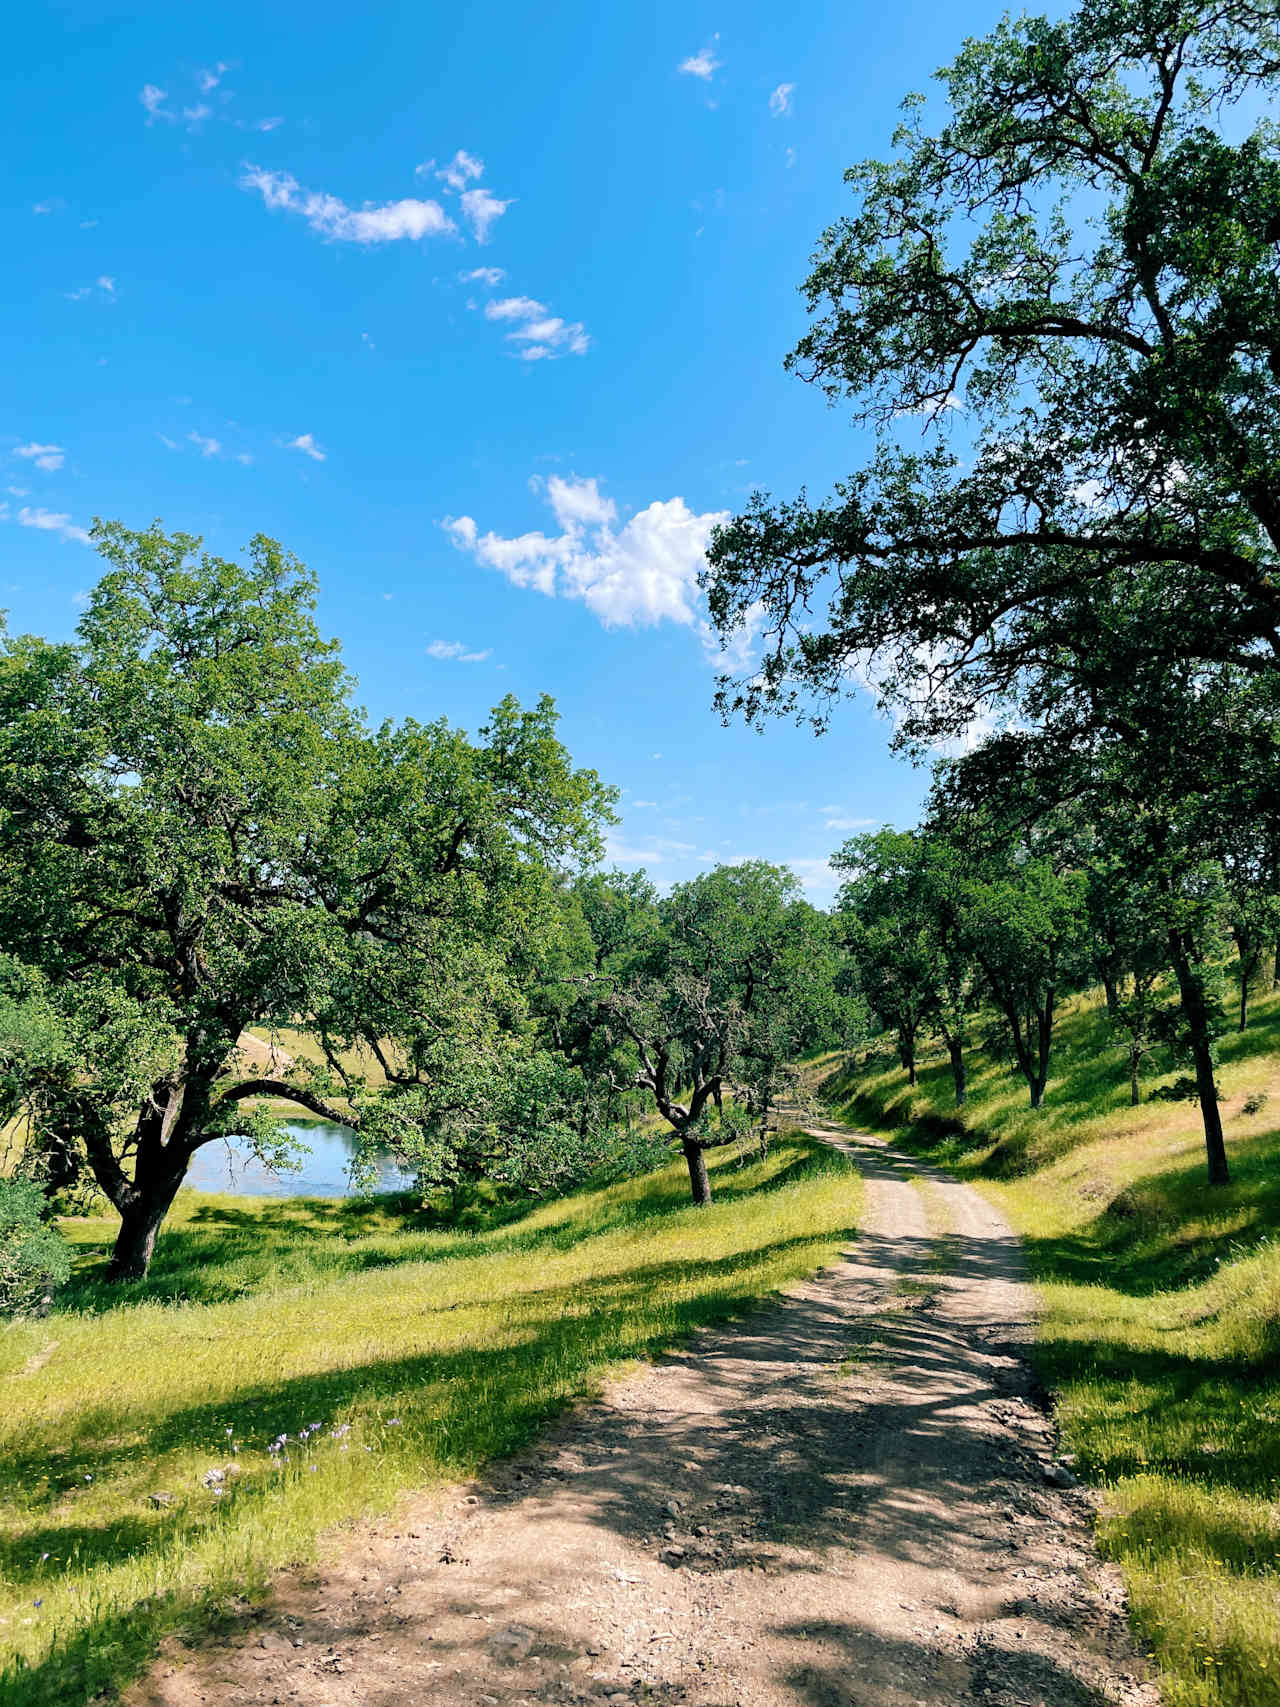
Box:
[434,149,484,192]
[824,814,878,832]
[140,83,171,121]
[198,62,231,93]
[460,186,511,243]
[768,82,794,117]
[240,165,454,243]
[483,296,589,360]
[285,432,326,462]
[460,266,505,286]
[188,430,221,458]
[679,42,722,80]
[444,473,726,629]
[16,506,91,545]
[64,276,115,303]
[426,638,492,663]
[14,442,65,473]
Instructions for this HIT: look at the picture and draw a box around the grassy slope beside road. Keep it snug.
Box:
[0,1136,858,1707]
[824,988,1280,1707]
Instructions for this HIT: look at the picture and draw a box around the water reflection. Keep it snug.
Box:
[183,1120,414,1198]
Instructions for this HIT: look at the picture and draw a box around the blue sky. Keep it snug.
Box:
[5,0,1027,901]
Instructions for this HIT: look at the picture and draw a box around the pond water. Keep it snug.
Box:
[183,1120,415,1198]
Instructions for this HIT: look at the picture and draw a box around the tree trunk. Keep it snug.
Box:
[1129,1045,1142,1107]
[1102,973,1119,1018]
[682,1138,712,1206]
[900,1022,917,1087]
[946,1037,966,1107]
[1240,969,1250,1034]
[1272,937,1280,992]
[1167,928,1230,1186]
[107,1178,183,1281]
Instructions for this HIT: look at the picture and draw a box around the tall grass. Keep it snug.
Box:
[828,987,1280,1707]
[0,1136,858,1707]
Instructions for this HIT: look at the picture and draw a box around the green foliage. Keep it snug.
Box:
[0,522,615,1275]
[703,0,1280,745]
[566,861,852,1196]
[0,1177,71,1317]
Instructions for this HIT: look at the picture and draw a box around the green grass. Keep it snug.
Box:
[824,986,1280,1707]
[0,1135,859,1706]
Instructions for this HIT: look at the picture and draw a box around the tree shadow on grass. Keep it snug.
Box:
[1022,1128,1280,1295]
[59,1141,845,1311]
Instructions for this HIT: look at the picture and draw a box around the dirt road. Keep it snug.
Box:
[131,1123,1156,1707]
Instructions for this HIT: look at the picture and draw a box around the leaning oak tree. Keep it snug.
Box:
[0,522,613,1277]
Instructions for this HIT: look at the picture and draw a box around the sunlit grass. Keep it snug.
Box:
[828,987,1280,1707]
[0,1135,859,1706]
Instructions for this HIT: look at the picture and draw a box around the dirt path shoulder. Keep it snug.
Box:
[130,1124,1156,1707]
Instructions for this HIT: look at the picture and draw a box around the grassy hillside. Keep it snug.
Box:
[825,985,1280,1707]
[0,1135,859,1707]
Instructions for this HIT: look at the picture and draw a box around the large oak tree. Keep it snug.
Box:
[703,0,1280,748]
[0,522,613,1276]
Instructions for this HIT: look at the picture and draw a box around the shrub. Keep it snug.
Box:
[0,1177,71,1317]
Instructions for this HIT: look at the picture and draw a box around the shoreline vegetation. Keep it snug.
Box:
[821,985,1280,1707]
[0,1135,858,1707]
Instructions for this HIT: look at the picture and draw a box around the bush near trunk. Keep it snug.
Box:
[0,1177,71,1316]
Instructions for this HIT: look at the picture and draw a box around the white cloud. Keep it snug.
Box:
[460,186,511,242]
[188,430,221,457]
[605,832,698,867]
[235,452,253,465]
[286,433,326,462]
[198,62,231,92]
[444,473,727,629]
[7,486,28,497]
[140,83,171,121]
[14,442,65,473]
[182,103,212,126]
[545,473,616,529]
[679,45,721,80]
[240,165,454,244]
[483,296,588,359]
[769,82,794,116]
[157,433,180,450]
[426,638,492,663]
[461,266,505,286]
[485,296,547,322]
[65,278,113,302]
[824,814,877,832]
[17,506,91,545]
[787,856,839,897]
[32,201,55,215]
[435,149,484,192]
[785,146,797,169]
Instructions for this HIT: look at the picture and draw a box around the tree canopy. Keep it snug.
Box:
[0,522,614,1275]
[704,0,1280,749]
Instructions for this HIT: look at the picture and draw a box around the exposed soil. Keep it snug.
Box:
[128,1123,1157,1707]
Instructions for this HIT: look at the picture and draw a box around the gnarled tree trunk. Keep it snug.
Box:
[682,1136,712,1206]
